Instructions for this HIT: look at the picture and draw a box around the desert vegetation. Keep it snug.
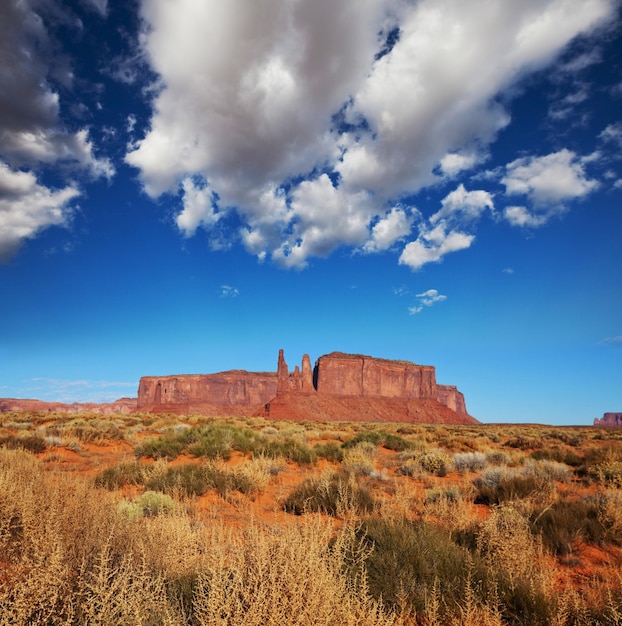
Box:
[1,411,622,624]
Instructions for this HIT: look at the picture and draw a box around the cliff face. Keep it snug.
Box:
[134,349,474,423]
[137,371,277,412]
[594,412,622,427]
[313,352,437,399]
[269,350,475,424]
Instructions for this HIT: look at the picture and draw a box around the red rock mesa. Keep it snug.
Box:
[137,350,477,424]
[594,412,622,427]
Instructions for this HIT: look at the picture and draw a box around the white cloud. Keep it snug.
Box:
[599,335,622,345]
[501,149,599,227]
[430,184,494,225]
[502,267,515,274]
[126,0,616,267]
[362,206,413,253]
[599,122,622,147]
[503,149,599,205]
[416,289,447,306]
[399,223,474,271]
[0,0,114,260]
[270,174,376,268]
[503,205,551,227]
[408,288,447,314]
[176,177,220,237]
[439,151,483,177]
[0,162,79,262]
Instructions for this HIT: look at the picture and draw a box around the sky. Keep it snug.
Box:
[1,0,621,425]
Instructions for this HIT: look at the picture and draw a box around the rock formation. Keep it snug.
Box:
[137,370,277,415]
[594,412,622,427]
[0,397,137,414]
[265,350,475,424]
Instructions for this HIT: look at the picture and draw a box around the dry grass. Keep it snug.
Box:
[2,416,622,624]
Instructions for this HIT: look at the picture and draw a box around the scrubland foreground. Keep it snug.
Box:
[2,413,622,625]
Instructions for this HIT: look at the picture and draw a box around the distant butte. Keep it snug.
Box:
[136,349,479,425]
[594,412,622,427]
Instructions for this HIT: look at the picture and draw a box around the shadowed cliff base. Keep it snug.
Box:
[260,392,478,425]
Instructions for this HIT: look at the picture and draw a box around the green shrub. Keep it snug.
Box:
[135,435,188,460]
[283,471,375,516]
[425,485,462,504]
[342,430,411,452]
[355,517,488,617]
[474,468,545,505]
[530,446,582,467]
[313,442,344,463]
[144,462,260,498]
[118,491,175,518]
[256,438,317,465]
[0,435,47,454]
[187,427,233,460]
[530,498,611,555]
[95,461,147,490]
[146,463,211,496]
[504,435,542,450]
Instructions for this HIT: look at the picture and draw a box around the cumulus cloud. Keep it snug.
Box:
[408,288,447,314]
[362,206,413,253]
[501,149,599,227]
[0,162,79,262]
[126,0,615,267]
[176,178,220,237]
[0,0,114,261]
[503,149,599,204]
[398,184,491,270]
[399,223,474,271]
[430,184,494,225]
[439,151,484,177]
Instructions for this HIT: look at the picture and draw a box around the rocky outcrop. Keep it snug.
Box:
[268,350,476,424]
[0,397,137,414]
[131,348,475,423]
[137,370,277,414]
[594,412,622,427]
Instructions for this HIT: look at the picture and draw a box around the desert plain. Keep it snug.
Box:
[2,410,622,625]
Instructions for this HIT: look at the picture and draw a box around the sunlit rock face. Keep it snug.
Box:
[270,350,475,424]
[137,371,277,413]
[594,413,622,427]
[135,348,474,424]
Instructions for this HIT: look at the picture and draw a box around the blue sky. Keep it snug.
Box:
[1,0,621,425]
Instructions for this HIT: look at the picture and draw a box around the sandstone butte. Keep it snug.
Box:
[594,412,622,427]
[135,350,479,425]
